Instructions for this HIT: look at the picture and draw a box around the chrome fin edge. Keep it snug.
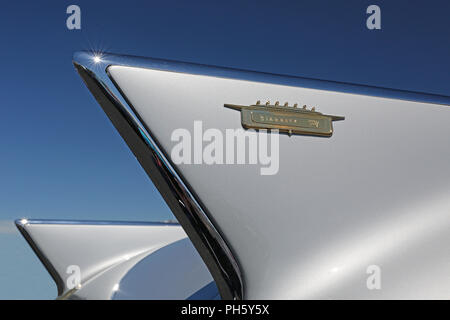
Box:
[72,52,243,300]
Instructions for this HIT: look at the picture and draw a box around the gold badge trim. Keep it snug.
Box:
[224,101,344,137]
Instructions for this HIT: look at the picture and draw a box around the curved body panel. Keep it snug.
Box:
[16,219,215,299]
[74,51,450,299]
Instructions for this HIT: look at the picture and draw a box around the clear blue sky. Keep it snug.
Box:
[0,0,449,299]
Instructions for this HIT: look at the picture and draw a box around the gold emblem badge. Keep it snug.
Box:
[224,101,344,137]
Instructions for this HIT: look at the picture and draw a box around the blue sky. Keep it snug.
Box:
[0,0,449,299]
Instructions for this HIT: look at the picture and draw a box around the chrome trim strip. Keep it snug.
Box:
[73,51,243,300]
[75,51,450,106]
[16,219,179,226]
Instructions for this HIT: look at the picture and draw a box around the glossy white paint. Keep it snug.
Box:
[109,65,450,299]
[113,238,215,299]
[17,221,213,299]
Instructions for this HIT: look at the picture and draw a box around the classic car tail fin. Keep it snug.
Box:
[15,219,215,299]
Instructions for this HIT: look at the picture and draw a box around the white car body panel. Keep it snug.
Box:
[69,51,450,299]
[16,220,215,299]
[108,65,450,299]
